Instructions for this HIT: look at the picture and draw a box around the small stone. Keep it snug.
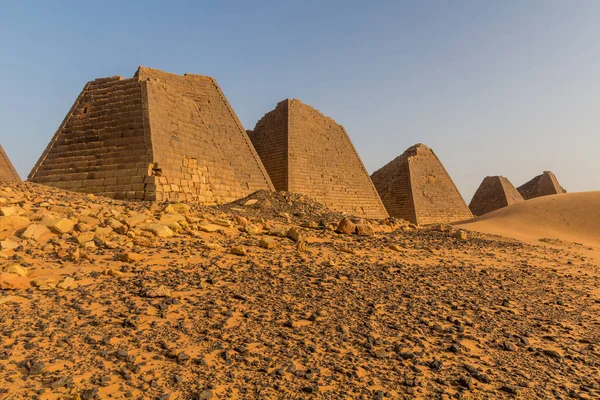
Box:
[286,227,303,241]
[230,246,247,256]
[389,244,403,252]
[21,224,52,242]
[4,264,27,277]
[355,224,374,236]
[0,215,30,232]
[47,218,75,234]
[500,385,521,395]
[193,389,214,400]
[243,199,259,206]
[0,206,20,217]
[336,218,355,235]
[244,224,262,235]
[0,272,30,290]
[57,277,77,290]
[140,224,174,238]
[269,226,288,237]
[76,232,96,244]
[146,286,171,298]
[199,223,226,233]
[259,237,278,249]
[120,252,144,263]
[543,349,563,359]
[453,229,468,240]
[164,203,191,214]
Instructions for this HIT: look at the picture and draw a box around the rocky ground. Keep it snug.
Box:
[0,182,599,400]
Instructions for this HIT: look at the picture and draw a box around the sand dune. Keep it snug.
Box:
[456,191,600,248]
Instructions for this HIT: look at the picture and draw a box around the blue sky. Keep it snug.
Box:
[1,0,598,201]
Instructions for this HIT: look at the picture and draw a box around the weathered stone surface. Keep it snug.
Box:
[21,224,52,242]
[517,171,566,200]
[0,215,30,232]
[248,99,388,219]
[0,144,21,183]
[371,144,472,225]
[47,218,75,234]
[0,240,20,251]
[4,264,27,277]
[469,176,524,216]
[28,67,274,204]
[0,272,29,290]
[139,224,174,238]
[259,236,278,249]
[336,218,356,235]
[355,223,374,236]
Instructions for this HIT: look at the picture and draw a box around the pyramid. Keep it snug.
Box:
[29,67,273,203]
[469,176,524,216]
[517,171,566,200]
[248,99,388,219]
[370,144,472,225]
[0,144,21,183]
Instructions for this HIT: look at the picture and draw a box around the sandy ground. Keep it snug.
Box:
[0,183,599,400]
[456,191,600,263]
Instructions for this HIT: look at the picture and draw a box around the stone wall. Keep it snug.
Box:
[29,76,150,199]
[517,171,565,200]
[371,144,472,225]
[139,67,273,203]
[249,99,389,219]
[0,144,21,182]
[29,67,274,203]
[469,176,524,216]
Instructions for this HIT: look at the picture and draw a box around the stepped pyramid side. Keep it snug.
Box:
[249,99,389,219]
[469,176,524,216]
[248,103,288,191]
[29,67,274,203]
[138,67,273,203]
[371,144,472,225]
[517,171,565,200]
[0,144,21,182]
[369,154,416,223]
[29,76,150,199]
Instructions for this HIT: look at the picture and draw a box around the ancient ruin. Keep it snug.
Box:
[370,144,472,225]
[517,171,566,200]
[248,99,389,219]
[28,67,273,203]
[469,175,524,216]
[0,144,21,182]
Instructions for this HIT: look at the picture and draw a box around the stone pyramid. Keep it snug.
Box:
[469,176,524,216]
[371,144,472,225]
[0,144,21,183]
[29,67,273,203]
[248,99,388,219]
[517,171,566,200]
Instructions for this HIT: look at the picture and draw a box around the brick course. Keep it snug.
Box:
[29,67,274,203]
[248,99,388,219]
[0,145,20,183]
[371,144,472,225]
[469,176,524,216]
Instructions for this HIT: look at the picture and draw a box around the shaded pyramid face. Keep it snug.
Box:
[29,67,273,203]
[517,171,565,200]
[0,145,21,183]
[469,176,524,216]
[371,144,472,225]
[248,99,389,219]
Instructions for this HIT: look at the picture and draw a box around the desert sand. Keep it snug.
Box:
[0,183,599,399]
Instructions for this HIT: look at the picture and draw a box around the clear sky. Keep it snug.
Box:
[1,0,598,201]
